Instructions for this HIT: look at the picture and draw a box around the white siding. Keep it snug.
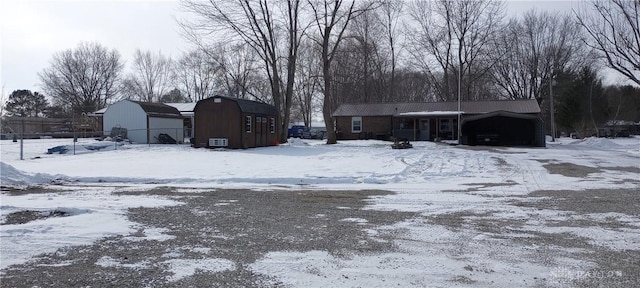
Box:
[148,117,183,143]
[102,100,148,143]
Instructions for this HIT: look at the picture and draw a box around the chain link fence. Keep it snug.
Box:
[1,127,191,160]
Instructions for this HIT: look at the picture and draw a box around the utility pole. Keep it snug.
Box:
[457,65,462,144]
[549,76,556,142]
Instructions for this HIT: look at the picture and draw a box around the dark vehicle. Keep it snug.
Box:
[288,125,308,138]
[474,133,499,146]
[301,128,326,140]
[391,138,413,149]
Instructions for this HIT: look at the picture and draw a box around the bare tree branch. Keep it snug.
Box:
[575,0,640,85]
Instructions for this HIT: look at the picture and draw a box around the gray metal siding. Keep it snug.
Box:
[103,100,148,143]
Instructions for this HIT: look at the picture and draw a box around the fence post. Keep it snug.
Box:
[20,119,24,160]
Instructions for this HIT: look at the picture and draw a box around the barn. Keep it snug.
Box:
[332,99,545,147]
[102,100,184,144]
[193,95,279,149]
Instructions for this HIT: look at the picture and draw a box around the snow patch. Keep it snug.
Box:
[162,258,236,282]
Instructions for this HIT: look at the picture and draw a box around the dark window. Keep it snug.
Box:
[245,115,252,133]
[270,118,275,133]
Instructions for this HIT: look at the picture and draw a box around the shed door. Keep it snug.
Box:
[255,116,264,147]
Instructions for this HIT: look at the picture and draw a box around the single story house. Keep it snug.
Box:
[193,95,279,149]
[102,100,184,144]
[332,99,545,147]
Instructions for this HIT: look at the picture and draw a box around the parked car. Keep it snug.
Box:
[301,128,325,140]
[288,125,308,138]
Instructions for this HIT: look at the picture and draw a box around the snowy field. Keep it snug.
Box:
[1,136,639,286]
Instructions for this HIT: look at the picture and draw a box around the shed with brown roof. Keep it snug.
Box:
[332,99,545,147]
[193,95,279,149]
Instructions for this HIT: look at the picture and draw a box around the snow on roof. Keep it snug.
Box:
[332,99,541,117]
[397,111,463,117]
[165,103,196,112]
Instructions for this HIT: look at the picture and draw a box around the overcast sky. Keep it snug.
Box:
[1,0,604,99]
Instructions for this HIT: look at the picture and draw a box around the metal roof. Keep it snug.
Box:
[130,100,182,117]
[332,99,541,117]
[212,95,279,115]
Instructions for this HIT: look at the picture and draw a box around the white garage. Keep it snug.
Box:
[102,100,184,144]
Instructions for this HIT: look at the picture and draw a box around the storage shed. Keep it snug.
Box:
[193,95,279,149]
[102,100,184,144]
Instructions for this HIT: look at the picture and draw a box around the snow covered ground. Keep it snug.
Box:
[1,136,639,286]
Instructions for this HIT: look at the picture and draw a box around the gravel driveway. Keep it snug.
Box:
[1,189,415,287]
[1,184,639,287]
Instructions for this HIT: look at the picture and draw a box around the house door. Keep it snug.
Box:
[419,119,430,141]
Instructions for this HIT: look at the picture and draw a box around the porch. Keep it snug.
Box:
[392,116,459,141]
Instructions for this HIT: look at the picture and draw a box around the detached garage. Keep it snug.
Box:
[102,100,184,144]
[461,111,545,147]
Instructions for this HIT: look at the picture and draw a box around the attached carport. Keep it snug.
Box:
[461,111,545,147]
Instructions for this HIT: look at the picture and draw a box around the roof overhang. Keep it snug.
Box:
[461,110,540,124]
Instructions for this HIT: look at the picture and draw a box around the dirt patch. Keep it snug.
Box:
[2,210,70,225]
[428,210,495,230]
[545,217,636,230]
[1,187,62,196]
[442,181,517,193]
[456,145,528,154]
[603,166,640,174]
[510,188,640,215]
[539,162,601,178]
[573,249,640,287]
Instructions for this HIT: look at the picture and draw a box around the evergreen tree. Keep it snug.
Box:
[4,90,49,117]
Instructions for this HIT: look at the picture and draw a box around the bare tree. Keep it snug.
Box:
[380,0,404,102]
[292,42,322,127]
[210,43,266,100]
[492,10,586,102]
[123,49,173,102]
[406,0,505,101]
[576,0,640,86]
[308,0,367,144]
[173,50,220,102]
[180,0,306,143]
[39,42,123,115]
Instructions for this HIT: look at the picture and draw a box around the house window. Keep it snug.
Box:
[270,118,275,133]
[440,119,451,132]
[352,117,362,133]
[245,115,252,133]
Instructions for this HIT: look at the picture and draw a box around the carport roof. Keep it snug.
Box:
[332,99,541,117]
